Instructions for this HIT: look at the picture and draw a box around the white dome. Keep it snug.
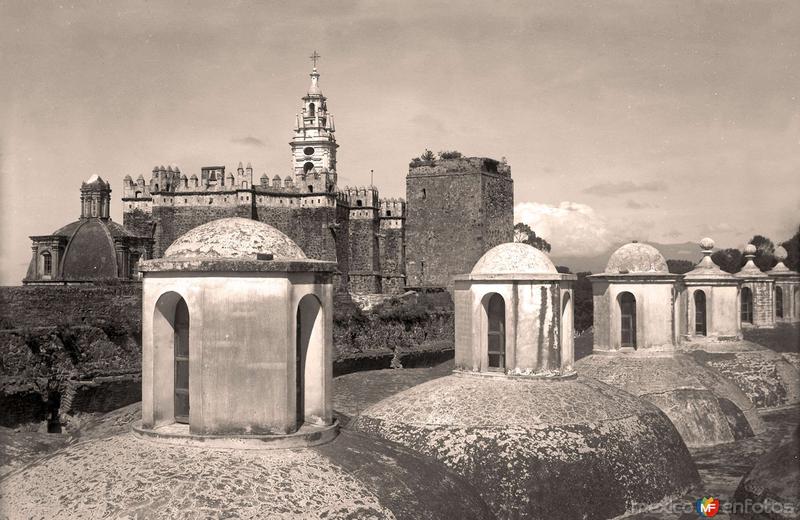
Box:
[605,242,668,274]
[471,242,557,275]
[164,218,306,260]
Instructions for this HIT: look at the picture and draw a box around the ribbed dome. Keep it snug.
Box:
[471,242,557,275]
[164,218,306,260]
[605,242,668,274]
[60,220,118,280]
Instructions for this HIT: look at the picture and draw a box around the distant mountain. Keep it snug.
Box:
[551,241,703,274]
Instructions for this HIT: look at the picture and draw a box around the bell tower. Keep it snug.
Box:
[290,51,338,190]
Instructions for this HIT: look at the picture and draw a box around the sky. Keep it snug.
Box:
[1,0,798,284]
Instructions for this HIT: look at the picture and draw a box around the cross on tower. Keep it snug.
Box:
[310,50,321,69]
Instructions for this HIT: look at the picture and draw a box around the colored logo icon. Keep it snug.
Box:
[695,497,720,517]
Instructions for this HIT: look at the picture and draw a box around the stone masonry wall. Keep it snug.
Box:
[481,172,514,252]
[406,172,480,288]
[405,158,513,289]
[743,280,775,328]
[0,285,142,330]
[151,205,250,257]
[122,208,155,239]
[379,221,405,293]
[348,215,380,293]
[254,204,341,265]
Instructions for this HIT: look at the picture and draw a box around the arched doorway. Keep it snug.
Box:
[775,286,783,318]
[741,287,753,324]
[795,288,800,319]
[173,298,190,423]
[694,290,707,336]
[296,294,324,430]
[485,293,505,370]
[619,292,637,348]
[561,293,573,369]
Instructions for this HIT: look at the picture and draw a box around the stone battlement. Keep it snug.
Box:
[408,157,511,178]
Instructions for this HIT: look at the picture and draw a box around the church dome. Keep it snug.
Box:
[605,242,668,274]
[471,242,557,275]
[60,220,119,280]
[164,217,306,260]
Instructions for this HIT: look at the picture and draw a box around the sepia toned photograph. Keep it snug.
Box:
[0,1,798,518]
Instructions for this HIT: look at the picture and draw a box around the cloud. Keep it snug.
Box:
[515,201,615,256]
[700,222,734,234]
[583,180,668,197]
[232,136,266,147]
[625,199,658,209]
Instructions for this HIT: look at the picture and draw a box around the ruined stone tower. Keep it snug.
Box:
[404,157,513,289]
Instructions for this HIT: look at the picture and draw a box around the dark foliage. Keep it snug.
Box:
[438,150,463,160]
[513,222,552,253]
[749,235,777,271]
[712,248,744,274]
[781,226,800,271]
[666,259,695,274]
[556,265,572,274]
[573,272,594,333]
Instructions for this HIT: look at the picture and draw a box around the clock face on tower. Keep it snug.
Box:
[304,147,314,156]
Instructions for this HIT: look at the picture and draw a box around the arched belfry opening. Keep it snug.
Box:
[308,102,315,117]
[694,290,707,336]
[296,294,324,430]
[485,293,506,370]
[304,162,314,174]
[619,292,637,349]
[173,298,190,423]
[741,287,753,324]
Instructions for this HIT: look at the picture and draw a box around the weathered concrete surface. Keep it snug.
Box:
[351,373,700,520]
[0,428,494,520]
[577,351,764,447]
[682,340,800,409]
[732,427,800,520]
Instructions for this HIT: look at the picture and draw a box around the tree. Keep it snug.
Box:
[712,248,743,274]
[438,150,462,160]
[666,259,695,274]
[573,272,594,333]
[420,149,435,162]
[513,222,551,253]
[780,225,800,271]
[556,265,572,274]
[749,235,777,271]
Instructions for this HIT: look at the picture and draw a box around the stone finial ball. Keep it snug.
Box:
[744,244,757,255]
[774,246,788,261]
[699,237,715,250]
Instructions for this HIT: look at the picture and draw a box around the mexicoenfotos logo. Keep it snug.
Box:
[695,497,720,517]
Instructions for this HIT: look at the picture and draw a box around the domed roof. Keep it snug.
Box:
[60,220,118,280]
[1,427,494,519]
[164,218,306,260]
[605,242,668,274]
[353,374,700,519]
[471,242,557,275]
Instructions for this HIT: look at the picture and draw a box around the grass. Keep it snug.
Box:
[743,322,800,353]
